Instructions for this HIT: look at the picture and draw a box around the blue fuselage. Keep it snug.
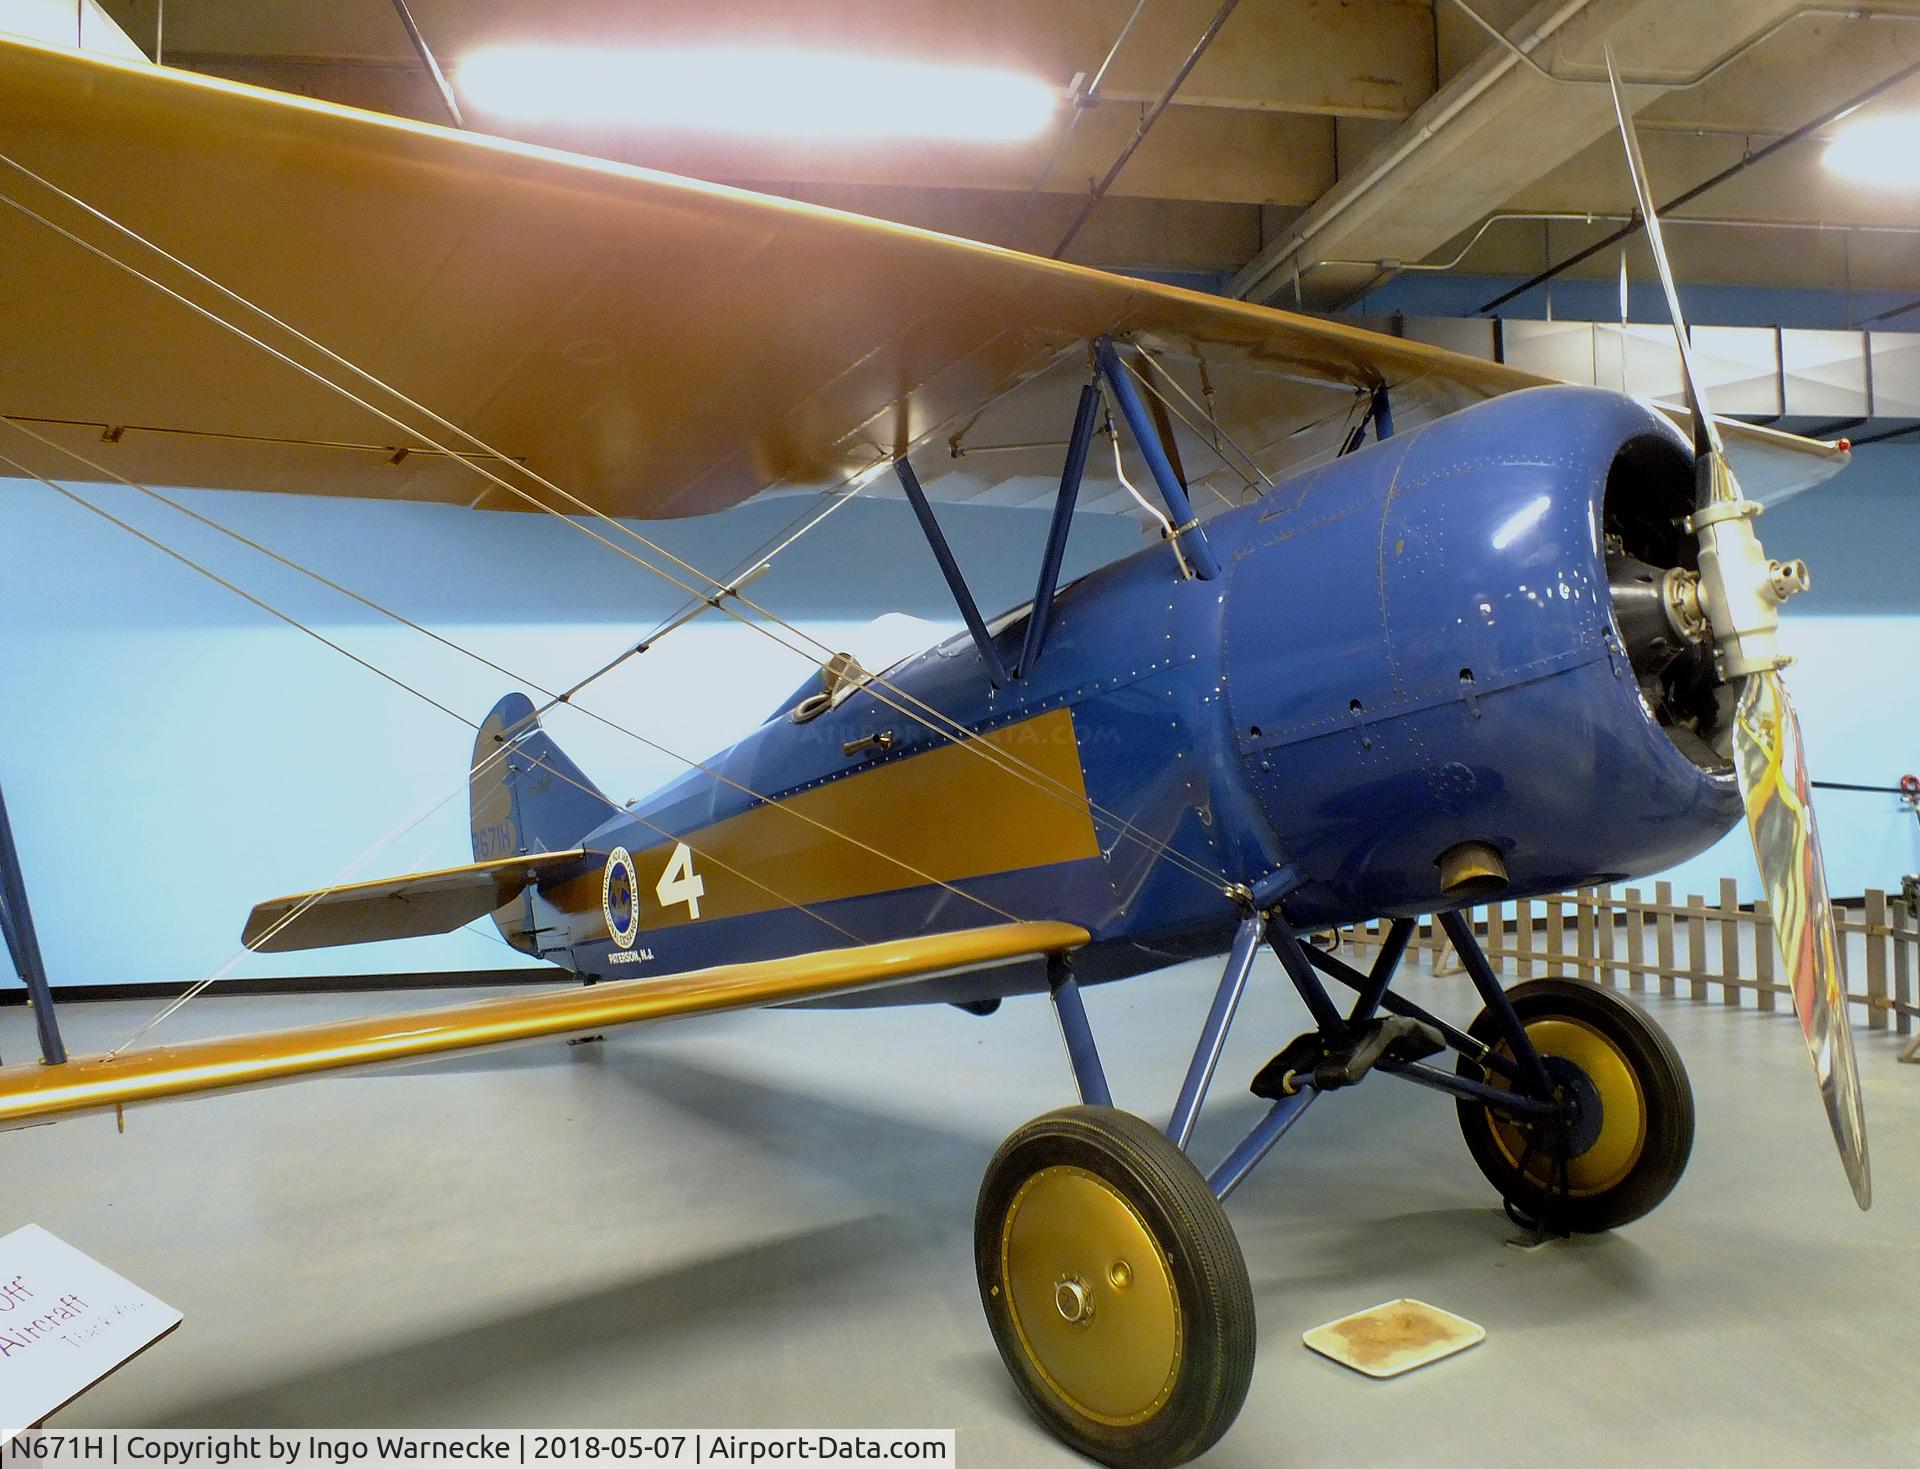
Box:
[509,386,1740,1001]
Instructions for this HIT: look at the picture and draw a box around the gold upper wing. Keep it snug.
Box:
[0,36,1843,518]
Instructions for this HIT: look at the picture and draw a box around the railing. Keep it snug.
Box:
[1341,881,1920,1063]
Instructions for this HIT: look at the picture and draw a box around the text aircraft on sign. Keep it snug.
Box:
[0,35,1870,1468]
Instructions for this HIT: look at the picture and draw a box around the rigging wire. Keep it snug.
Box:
[1116,348,1275,492]
[0,155,1234,896]
[2,417,1023,931]
[566,482,868,703]
[0,453,874,1049]
[0,173,1237,897]
[1113,368,1244,512]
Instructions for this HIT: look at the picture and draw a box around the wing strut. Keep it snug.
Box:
[893,457,1011,686]
[1018,383,1101,677]
[894,374,1105,685]
[1094,338,1221,579]
[1337,382,1396,458]
[0,776,65,1065]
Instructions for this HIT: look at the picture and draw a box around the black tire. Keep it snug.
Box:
[975,1106,1254,1469]
[1456,978,1693,1233]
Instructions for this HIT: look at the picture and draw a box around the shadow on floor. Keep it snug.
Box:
[1239,1201,1659,1336]
[151,1215,903,1426]
[603,1047,999,1221]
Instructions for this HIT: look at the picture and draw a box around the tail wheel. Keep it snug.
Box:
[1456,978,1694,1233]
[974,1106,1253,1469]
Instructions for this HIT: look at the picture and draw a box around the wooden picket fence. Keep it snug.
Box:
[1340,880,1920,1063]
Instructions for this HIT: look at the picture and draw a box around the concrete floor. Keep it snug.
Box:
[6,953,1917,1466]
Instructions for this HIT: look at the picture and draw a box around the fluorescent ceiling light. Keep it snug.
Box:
[1821,114,1920,186]
[456,46,1058,142]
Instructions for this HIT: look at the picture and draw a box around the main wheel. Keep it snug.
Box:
[974,1106,1253,1469]
[1456,978,1693,1233]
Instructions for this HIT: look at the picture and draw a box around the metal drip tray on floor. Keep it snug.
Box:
[1303,1298,1485,1378]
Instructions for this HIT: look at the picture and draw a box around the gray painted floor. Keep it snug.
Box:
[7,954,1917,1467]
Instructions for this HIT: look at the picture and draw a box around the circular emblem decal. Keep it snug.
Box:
[602,846,640,950]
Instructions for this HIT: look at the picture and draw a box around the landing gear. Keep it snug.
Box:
[978,908,1689,1466]
[1455,978,1694,1233]
[974,1106,1254,1469]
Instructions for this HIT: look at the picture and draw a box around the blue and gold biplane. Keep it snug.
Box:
[0,36,1872,1467]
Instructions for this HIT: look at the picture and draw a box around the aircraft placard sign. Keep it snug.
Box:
[0,1225,181,1443]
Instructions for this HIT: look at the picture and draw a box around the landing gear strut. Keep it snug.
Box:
[975,902,1694,1467]
[1455,977,1695,1234]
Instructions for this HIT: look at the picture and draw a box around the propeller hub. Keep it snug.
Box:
[1660,566,1709,646]
[1687,494,1806,679]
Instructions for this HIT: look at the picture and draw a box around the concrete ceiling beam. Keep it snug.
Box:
[1227,0,1833,307]
[122,0,1437,120]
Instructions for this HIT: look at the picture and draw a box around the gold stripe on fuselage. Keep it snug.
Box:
[550,708,1101,933]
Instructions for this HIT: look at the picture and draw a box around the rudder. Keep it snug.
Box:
[469,692,618,863]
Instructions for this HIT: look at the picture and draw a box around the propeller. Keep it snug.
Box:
[1605,50,1870,1209]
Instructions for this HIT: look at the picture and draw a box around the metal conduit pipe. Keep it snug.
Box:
[1478,52,1920,313]
[1318,210,1920,278]
[1226,0,1601,304]
[1005,0,1154,248]
[389,0,464,128]
[1051,0,1246,258]
[1230,1,1920,307]
[1445,0,1920,92]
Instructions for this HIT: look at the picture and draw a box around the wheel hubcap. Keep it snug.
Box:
[1490,1017,1648,1195]
[1000,1165,1182,1426]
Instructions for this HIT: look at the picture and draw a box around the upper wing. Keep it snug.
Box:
[0,919,1088,1128]
[0,36,1844,518]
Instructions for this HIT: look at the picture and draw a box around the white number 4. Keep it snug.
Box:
[656,842,706,918]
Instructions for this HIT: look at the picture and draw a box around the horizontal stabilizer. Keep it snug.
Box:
[0,921,1089,1128]
[243,849,589,953]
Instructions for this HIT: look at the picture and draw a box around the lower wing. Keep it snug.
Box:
[0,921,1087,1129]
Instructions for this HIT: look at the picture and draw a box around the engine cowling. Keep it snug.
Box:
[1217,385,1741,926]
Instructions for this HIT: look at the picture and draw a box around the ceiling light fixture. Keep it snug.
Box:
[456,46,1059,142]
[1821,113,1920,186]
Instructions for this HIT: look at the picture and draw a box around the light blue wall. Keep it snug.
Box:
[7,440,1914,993]
[1641,441,1920,902]
[0,480,1144,988]
[2,406,1914,991]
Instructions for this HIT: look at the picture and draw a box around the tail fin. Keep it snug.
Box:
[469,693,618,863]
[237,695,610,958]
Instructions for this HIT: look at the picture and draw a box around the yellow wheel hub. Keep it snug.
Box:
[999,1165,1182,1427]
[1489,1018,1646,1196]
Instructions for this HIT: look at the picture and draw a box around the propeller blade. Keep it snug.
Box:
[1603,48,1723,463]
[1732,668,1872,1209]
[1605,56,1864,1209]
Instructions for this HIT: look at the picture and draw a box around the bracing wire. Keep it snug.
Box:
[0,153,1235,897]
[1116,348,1275,492]
[557,483,868,704]
[0,454,884,1050]
[0,150,1233,891]
[2,417,1023,934]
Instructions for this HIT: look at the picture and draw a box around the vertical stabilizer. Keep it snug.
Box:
[469,693,618,952]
